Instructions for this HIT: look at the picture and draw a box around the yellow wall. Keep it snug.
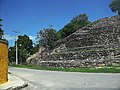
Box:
[0,41,8,84]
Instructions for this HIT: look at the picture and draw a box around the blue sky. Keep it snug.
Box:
[0,0,116,47]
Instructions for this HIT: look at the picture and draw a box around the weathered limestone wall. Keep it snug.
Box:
[54,15,120,48]
[28,45,120,68]
[0,40,8,84]
[27,15,120,68]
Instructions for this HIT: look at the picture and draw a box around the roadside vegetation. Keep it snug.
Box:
[10,64,120,73]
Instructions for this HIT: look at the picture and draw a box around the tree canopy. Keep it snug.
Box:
[57,14,90,39]
[109,0,120,15]
[37,28,57,50]
[17,35,33,64]
[0,18,4,38]
[9,47,15,63]
[17,35,33,54]
[9,35,34,64]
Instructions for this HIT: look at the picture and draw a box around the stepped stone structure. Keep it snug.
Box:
[0,40,8,84]
[27,15,120,68]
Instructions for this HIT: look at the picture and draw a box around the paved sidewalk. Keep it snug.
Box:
[0,73,28,90]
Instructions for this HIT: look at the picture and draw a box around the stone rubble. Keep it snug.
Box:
[27,15,120,68]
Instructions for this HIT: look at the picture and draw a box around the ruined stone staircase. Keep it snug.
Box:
[27,15,120,68]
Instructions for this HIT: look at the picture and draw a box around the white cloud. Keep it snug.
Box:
[4,35,36,41]
[29,36,36,41]
[4,35,15,41]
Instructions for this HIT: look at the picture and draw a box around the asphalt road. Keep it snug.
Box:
[9,67,120,90]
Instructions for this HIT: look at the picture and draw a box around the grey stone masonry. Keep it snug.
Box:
[27,15,120,68]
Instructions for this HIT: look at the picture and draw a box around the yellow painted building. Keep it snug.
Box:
[0,40,8,84]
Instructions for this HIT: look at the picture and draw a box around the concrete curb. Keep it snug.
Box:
[4,82,28,90]
[0,73,28,90]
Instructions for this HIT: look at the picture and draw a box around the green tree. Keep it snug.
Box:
[9,35,34,64]
[32,44,39,54]
[0,18,4,39]
[37,28,57,50]
[58,14,90,38]
[17,35,33,54]
[18,48,29,64]
[109,0,120,15]
[17,35,33,64]
[8,47,15,63]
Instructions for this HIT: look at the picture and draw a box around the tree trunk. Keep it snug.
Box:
[0,33,2,39]
[118,11,120,15]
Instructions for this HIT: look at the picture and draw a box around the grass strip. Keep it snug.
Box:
[10,64,120,73]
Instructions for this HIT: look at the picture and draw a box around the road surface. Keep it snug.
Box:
[9,67,120,90]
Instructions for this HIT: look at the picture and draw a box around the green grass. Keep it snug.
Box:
[10,64,120,73]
